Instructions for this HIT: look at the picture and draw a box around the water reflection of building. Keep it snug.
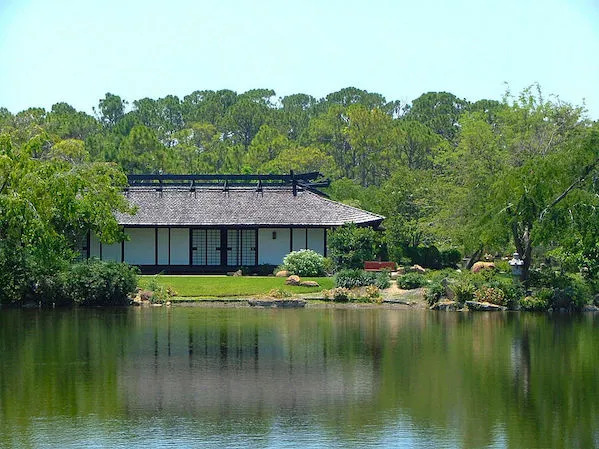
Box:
[119,313,377,413]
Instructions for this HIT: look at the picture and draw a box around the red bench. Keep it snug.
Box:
[364,261,396,271]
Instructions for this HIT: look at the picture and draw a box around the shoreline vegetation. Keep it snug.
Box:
[126,267,599,313]
[2,86,599,307]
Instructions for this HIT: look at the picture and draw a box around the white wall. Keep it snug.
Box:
[157,228,169,264]
[292,228,306,251]
[258,228,290,265]
[89,233,121,261]
[102,242,121,262]
[170,228,189,265]
[124,228,155,265]
[307,228,325,255]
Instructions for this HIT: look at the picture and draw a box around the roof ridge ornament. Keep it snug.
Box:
[126,172,330,194]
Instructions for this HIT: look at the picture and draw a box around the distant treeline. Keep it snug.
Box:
[0,87,499,183]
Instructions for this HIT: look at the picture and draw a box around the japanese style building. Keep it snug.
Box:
[83,173,384,273]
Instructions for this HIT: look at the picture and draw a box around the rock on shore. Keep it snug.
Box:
[466,301,506,311]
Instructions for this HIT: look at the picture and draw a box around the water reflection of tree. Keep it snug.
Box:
[1,308,599,447]
[0,308,135,447]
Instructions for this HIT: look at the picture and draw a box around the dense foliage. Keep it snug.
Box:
[397,273,428,289]
[327,224,381,269]
[282,249,326,277]
[334,269,390,289]
[2,84,599,303]
[64,259,139,306]
[0,130,135,305]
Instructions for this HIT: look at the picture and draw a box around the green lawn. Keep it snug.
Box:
[139,275,334,297]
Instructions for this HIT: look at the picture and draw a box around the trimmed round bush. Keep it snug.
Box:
[283,250,326,277]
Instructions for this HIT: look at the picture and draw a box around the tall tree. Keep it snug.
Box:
[97,93,127,128]
[0,133,133,303]
[438,87,595,281]
[404,92,468,141]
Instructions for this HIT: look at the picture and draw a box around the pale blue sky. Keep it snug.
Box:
[0,0,598,118]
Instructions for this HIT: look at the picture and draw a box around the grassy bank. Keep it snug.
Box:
[139,275,333,297]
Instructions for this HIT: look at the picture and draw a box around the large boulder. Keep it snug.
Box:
[466,301,506,311]
[471,262,495,273]
[299,280,319,287]
[285,275,301,285]
[275,270,290,277]
[430,301,459,311]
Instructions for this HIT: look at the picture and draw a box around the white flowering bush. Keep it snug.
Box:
[283,250,326,277]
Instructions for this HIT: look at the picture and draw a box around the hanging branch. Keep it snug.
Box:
[539,156,599,221]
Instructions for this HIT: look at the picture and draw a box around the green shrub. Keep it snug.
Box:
[322,257,335,275]
[485,277,524,309]
[520,291,550,312]
[439,248,462,268]
[473,286,506,306]
[374,271,391,289]
[404,246,441,269]
[527,267,576,290]
[519,296,547,311]
[323,287,352,302]
[147,275,160,292]
[268,288,292,299]
[283,250,326,277]
[494,260,510,273]
[529,269,591,311]
[150,285,170,304]
[450,279,476,304]
[63,259,139,306]
[328,224,380,269]
[426,282,445,305]
[397,272,427,289]
[399,246,461,269]
[335,269,375,288]
[365,285,382,302]
[549,274,591,311]
[426,268,459,283]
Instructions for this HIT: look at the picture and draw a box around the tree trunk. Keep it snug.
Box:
[466,247,483,269]
[512,222,533,283]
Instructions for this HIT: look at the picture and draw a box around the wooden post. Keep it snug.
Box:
[155,227,158,266]
[254,228,259,266]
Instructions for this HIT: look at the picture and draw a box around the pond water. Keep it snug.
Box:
[1,307,598,448]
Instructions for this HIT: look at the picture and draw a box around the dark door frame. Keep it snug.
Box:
[189,227,258,268]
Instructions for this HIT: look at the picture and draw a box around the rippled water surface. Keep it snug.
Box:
[1,307,598,448]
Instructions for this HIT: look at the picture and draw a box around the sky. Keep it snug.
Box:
[0,0,598,118]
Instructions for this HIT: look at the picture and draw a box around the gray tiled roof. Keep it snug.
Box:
[116,187,384,227]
